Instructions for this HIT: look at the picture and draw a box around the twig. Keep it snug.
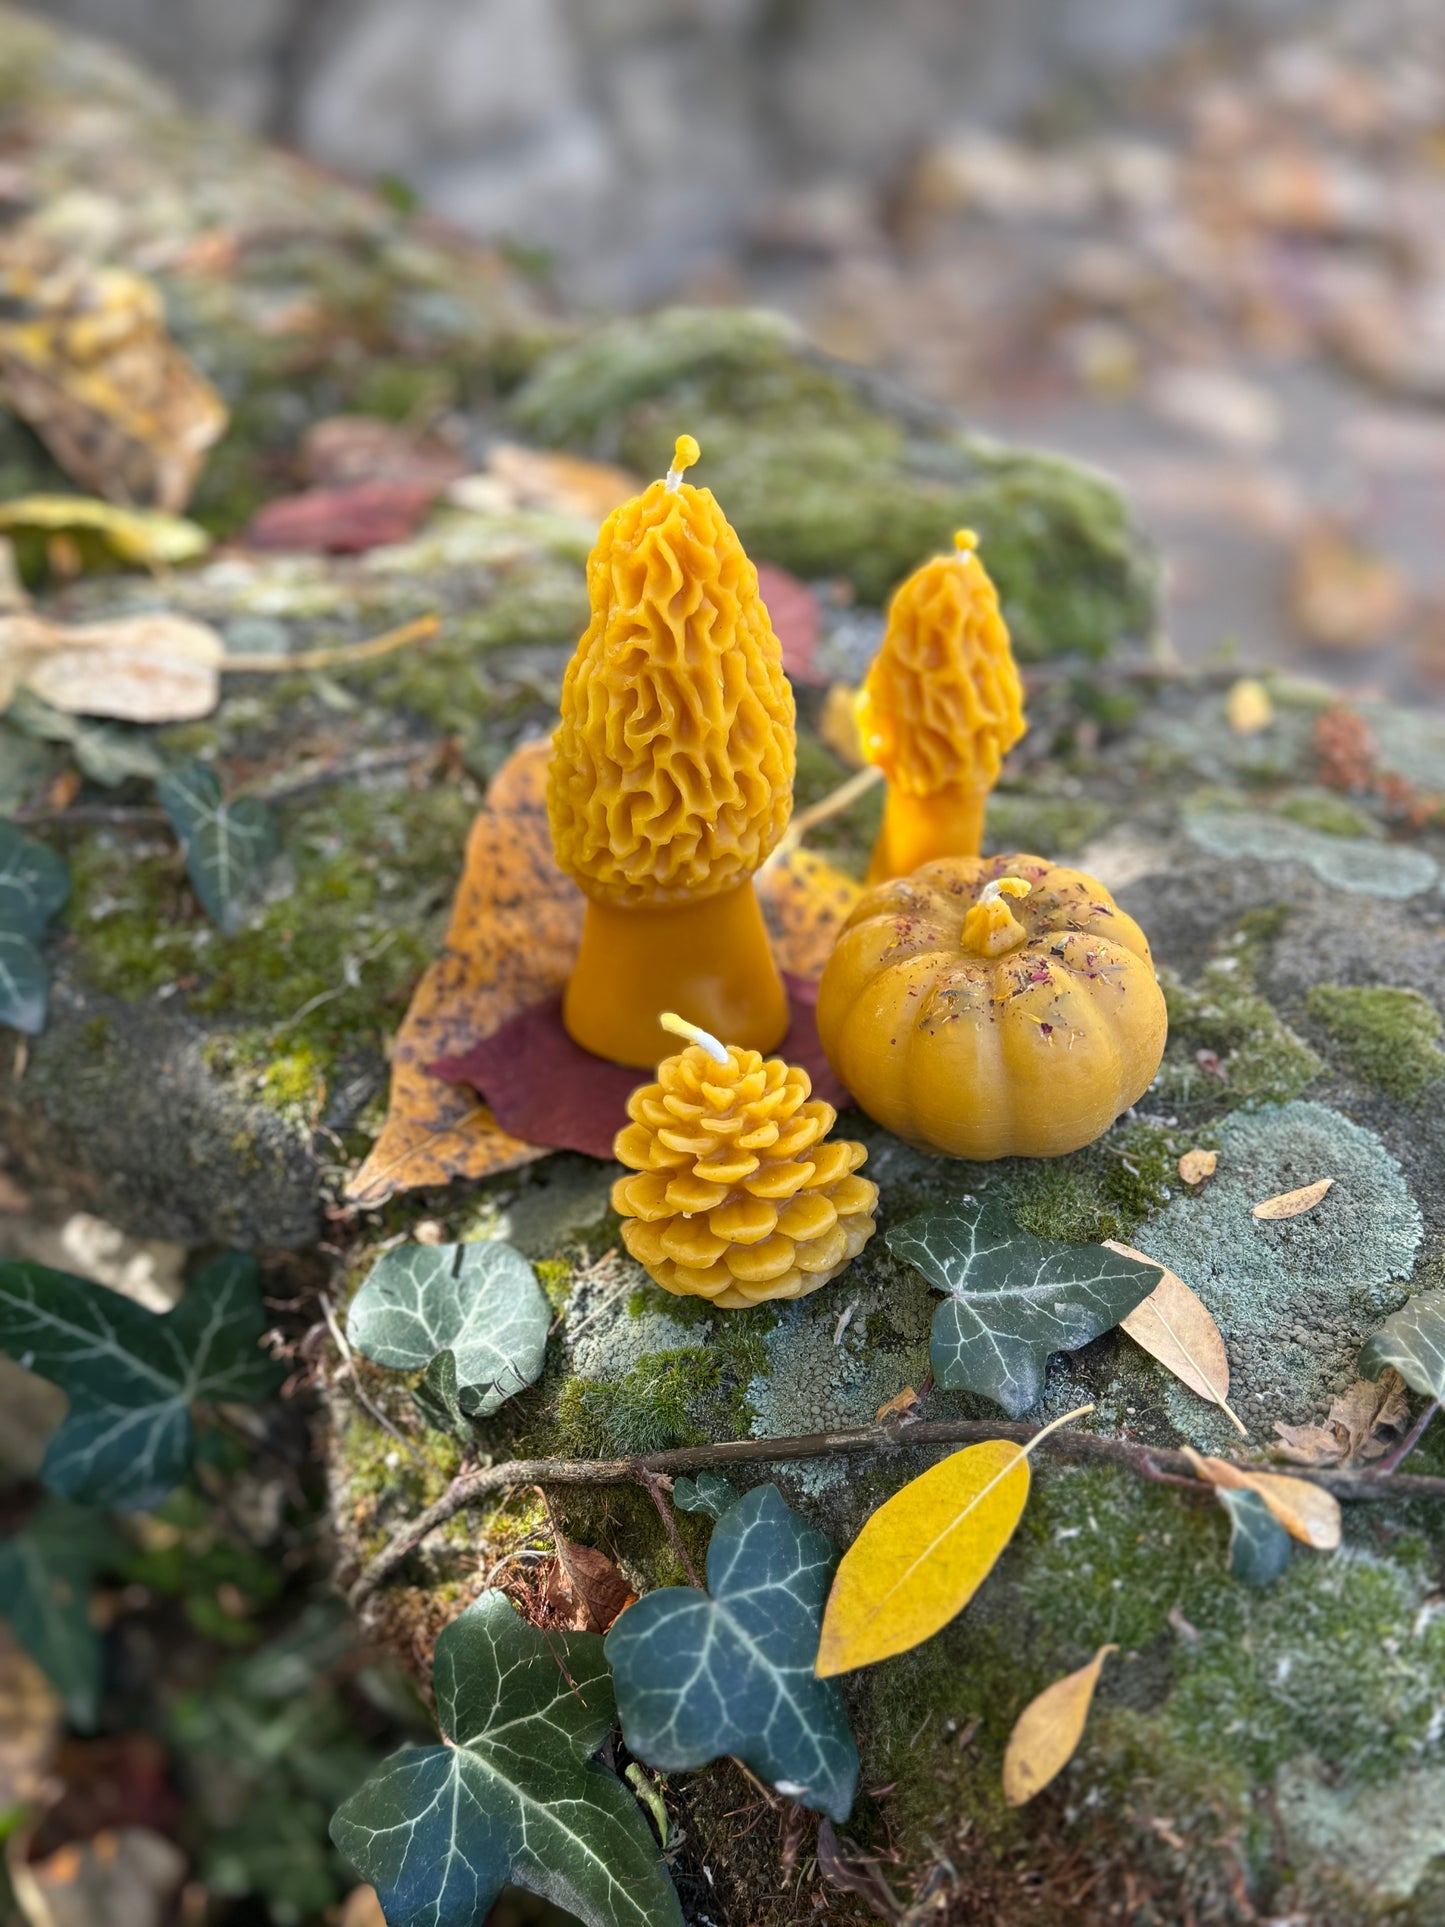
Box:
[764,764,883,867]
[637,1467,702,1587]
[346,1412,1445,1608]
[1368,1398,1438,1476]
[221,612,440,673]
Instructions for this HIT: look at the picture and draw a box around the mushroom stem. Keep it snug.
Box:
[865,782,987,885]
[564,880,789,1067]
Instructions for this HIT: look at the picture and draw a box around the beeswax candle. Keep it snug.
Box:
[549,436,795,1066]
[857,530,1026,884]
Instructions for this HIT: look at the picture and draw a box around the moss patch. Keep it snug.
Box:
[1159,958,1322,1111]
[1305,985,1445,1103]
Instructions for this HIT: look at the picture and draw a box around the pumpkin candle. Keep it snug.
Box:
[548,435,795,1067]
[612,1013,877,1307]
[857,529,1026,884]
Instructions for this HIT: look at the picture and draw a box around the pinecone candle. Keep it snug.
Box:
[613,1015,878,1308]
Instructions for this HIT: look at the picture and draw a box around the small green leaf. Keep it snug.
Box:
[410,1349,472,1438]
[0,1251,282,1508]
[1218,1486,1292,1586]
[331,1591,682,1927]
[0,928,47,1033]
[0,820,69,937]
[890,1202,1162,1418]
[347,1241,550,1417]
[605,1484,859,1821]
[0,1500,119,1726]
[157,759,279,933]
[1359,1290,1445,1402]
[6,692,165,786]
[672,1471,738,1519]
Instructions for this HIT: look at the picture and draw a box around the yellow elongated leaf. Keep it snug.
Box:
[815,1405,1091,1677]
[0,495,210,567]
[1252,1177,1333,1220]
[1002,1644,1116,1806]
[1181,1447,1341,1549]
[1106,1241,1245,1437]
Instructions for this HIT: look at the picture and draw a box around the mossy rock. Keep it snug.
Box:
[5,13,1445,1924]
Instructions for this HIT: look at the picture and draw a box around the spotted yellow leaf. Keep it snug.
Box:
[815,1406,1089,1677]
[1002,1644,1116,1806]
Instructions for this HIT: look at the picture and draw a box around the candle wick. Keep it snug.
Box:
[665,432,701,494]
[660,1010,730,1065]
[978,876,1031,906]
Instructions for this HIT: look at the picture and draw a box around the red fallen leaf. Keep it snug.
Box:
[542,1541,638,1634]
[431,973,851,1161]
[246,480,439,553]
[756,562,824,687]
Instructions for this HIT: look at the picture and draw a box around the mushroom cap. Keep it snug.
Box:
[857,530,1026,797]
[549,437,795,907]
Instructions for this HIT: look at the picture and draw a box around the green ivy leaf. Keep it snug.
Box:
[0,1251,283,1509]
[0,928,47,1033]
[0,1500,119,1726]
[1217,1486,1292,1586]
[0,820,69,937]
[605,1484,859,1821]
[672,1471,738,1519]
[331,1591,682,1927]
[157,759,279,933]
[889,1202,1162,1418]
[1359,1290,1445,1402]
[346,1242,550,1418]
[409,1349,472,1438]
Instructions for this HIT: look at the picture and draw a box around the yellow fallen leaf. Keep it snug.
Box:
[1177,1148,1217,1185]
[6,612,224,722]
[815,1405,1091,1677]
[1252,1178,1333,1220]
[1002,1644,1116,1806]
[819,683,868,768]
[1107,1241,1245,1437]
[451,443,641,523]
[0,495,210,569]
[1181,1447,1341,1549]
[0,262,227,513]
[874,1387,918,1423]
[1225,677,1274,734]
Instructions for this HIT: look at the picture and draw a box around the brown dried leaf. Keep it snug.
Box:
[1182,1447,1341,1549]
[875,1387,919,1423]
[1290,521,1409,651]
[1252,1177,1333,1220]
[1273,1368,1411,1467]
[7,612,224,722]
[0,261,227,512]
[544,1541,638,1634]
[1002,1644,1116,1806]
[1177,1148,1218,1185]
[483,442,641,522]
[1108,1242,1245,1436]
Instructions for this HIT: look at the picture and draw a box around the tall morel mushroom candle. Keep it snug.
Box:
[548,435,796,1066]
[857,529,1026,884]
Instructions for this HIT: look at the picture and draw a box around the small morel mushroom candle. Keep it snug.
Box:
[549,435,795,1067]
[612,1013,877,1308]
[857,529,1026,884]
[816,856,1166,1159]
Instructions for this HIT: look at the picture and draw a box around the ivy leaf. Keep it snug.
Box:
[331,1590,683,1927]
[0,928,47,1033]
[0,1251,282,1508]
[0,1499,119,1726]
[672,1471,739,1520]
[157,759,279,933]
[346,1241,550,1418]
[605,1484,858,1821]
[1358,1290,1445,1402]
[890,1202,1162,1417]
[1218,1486,1292,1586]
[0,820,69,937]
[409,1348,471,1437]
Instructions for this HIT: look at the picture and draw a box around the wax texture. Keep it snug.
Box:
[612,1043,876,1308]
[816,855,1167,1160]
[548,458,795,908]
[857,532,1025,799]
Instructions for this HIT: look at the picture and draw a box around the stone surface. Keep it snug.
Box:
[3,15,1445,1927]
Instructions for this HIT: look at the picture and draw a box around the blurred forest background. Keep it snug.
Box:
[39,0,1445,701]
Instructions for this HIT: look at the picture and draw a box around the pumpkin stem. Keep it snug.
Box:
[961,876,1032,957]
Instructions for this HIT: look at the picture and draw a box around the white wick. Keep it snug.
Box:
[664,463,683,493]
[978,876,1032,906]
[660,1011,729,1065]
